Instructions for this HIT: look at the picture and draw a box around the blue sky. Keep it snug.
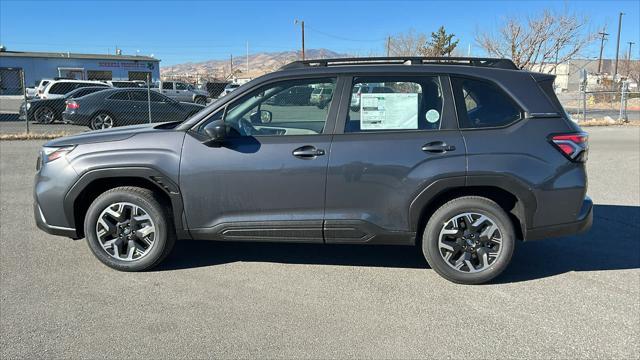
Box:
[1,0,638,66]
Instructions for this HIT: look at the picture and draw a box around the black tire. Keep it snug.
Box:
[422,196,515,285]
[34,106,56,124]
[84,186,176,271]
[194,97,206,105]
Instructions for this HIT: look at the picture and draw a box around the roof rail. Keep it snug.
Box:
[279,57,519,71]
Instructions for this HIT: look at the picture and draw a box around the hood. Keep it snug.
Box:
[44,122,181,147]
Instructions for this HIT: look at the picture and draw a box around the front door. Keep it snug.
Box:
[324,75,466,244]
[180,77,340,242]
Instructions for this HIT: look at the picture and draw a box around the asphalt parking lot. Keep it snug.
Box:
[1,127,638,359]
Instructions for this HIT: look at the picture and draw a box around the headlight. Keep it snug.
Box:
[42,145,75,163]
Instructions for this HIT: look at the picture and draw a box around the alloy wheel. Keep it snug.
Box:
[91,114,114,130]
[35,107,55,123]
[438,212,503,273]
[95,202,156,261]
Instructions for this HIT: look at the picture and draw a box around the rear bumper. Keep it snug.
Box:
[525,196,593,240]
[62,111,90,126]
[34,201,79,239]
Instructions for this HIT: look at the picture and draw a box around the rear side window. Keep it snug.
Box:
[108,91,130,100]
[162,82,174,90]
[452,77,522,128]
[346,76,443,132]
[48,82,77,95]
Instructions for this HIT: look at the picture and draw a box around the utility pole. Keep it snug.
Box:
[386,36,391,57]
[246,41,250,75]
[597,29,609,74]
[627,41,635,75]
[613,12,624,83]
[295,19,305,60]
[230,54,233,79]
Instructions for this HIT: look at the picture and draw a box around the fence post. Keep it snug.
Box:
[20,69,30,134]
[147,73,152,124]
[581,85,587,122]
[619,81,629,123]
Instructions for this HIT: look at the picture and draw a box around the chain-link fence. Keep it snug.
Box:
[2,67,639,138]
[0,69,232,137]
[557,83,640,124]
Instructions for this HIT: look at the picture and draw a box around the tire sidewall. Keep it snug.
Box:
[35,106,55,124]
[422,198,515,284]
[84,190,168,271]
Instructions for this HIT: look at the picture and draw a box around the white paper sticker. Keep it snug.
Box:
[360,93,418,130]
[426,109,440,123]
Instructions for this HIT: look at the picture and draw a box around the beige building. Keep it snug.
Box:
[532,59,638,92]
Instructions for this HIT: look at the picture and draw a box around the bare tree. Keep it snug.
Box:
[627,60,640,84]
[388,29,428,56]
[476,9,597,72]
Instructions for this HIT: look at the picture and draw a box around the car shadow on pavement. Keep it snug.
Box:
[157,204,640,283]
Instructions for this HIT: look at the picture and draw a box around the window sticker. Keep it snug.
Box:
[426,109,440,123]
[360,93,418,130]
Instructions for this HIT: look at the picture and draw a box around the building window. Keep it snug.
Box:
[129,71,151,81]
[87,70,112,81]
[58,68,84,80]
[0,68,23,95]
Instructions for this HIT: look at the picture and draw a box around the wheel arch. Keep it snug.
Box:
[409,175,537,243]
[64,167,188,239]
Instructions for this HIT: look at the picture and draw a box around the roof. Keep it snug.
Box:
[279,57,519,71]
[0,50,159,62]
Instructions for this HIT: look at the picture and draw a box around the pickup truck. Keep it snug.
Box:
[156,81,209,105]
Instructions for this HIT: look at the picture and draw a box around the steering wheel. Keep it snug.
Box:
[238,117,256,136]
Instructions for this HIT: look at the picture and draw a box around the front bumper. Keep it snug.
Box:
[526,196,593,240]
[34,201,79,239]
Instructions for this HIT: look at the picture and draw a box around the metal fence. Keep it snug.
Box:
[1,68,639,138]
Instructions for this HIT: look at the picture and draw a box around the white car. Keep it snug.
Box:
[40,80,110,99]
[350,84,394,109]
[34,79,52,98]
[220,83,240,97]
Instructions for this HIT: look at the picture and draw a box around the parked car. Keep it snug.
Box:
[34,57,592,284]
[156,81,209,105]
[62,88,204,130]
[19,86,109,123]
[309,86,334,108]
[34,79,52,98]
[106,80,146,88]
[350,84,395,110]
[220,83,240,97]
[265,85,313,105]
[40,79,110,99]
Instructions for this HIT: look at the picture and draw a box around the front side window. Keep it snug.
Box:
[346,76,443,132]
[175,82,188,90]
[452,77,522,128]
[200,78,336,137]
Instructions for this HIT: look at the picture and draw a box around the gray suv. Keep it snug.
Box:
[33,57,592,284]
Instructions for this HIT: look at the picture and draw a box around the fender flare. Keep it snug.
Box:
[408,174,537,233]
[63,166,189,239]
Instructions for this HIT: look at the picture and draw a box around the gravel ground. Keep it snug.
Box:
[0,127,639,359]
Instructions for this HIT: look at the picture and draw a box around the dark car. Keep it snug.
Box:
[265,85,314,105]
[62,88,204,130]
[34,57,591,284]
[19,87,110,124]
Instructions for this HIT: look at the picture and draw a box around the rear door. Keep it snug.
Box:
[324,74,466,244]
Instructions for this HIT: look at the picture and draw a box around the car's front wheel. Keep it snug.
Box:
[422,196,515,284]
[194,96,207,105]
[84,187,176,271]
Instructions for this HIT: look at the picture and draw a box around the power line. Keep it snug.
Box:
[304,24,385,43]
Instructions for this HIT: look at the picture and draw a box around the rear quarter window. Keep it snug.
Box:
[452,77,522,129]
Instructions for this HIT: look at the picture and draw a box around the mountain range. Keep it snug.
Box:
[160,49,348,79]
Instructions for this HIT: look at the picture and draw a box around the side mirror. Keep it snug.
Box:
[250,109,272,124]
[202,119,228,145]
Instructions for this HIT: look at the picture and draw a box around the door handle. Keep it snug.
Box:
[292,145,325,159]
[421,141,456,153]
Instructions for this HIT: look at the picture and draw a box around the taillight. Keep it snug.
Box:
[66,101,79,110]
[550,132,588,162]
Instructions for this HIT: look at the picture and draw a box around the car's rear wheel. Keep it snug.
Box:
[90,113,114,130]
[194,96,206,105]
[34,106,56,124]
[422,196,515,285]
[84,187,176,271]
